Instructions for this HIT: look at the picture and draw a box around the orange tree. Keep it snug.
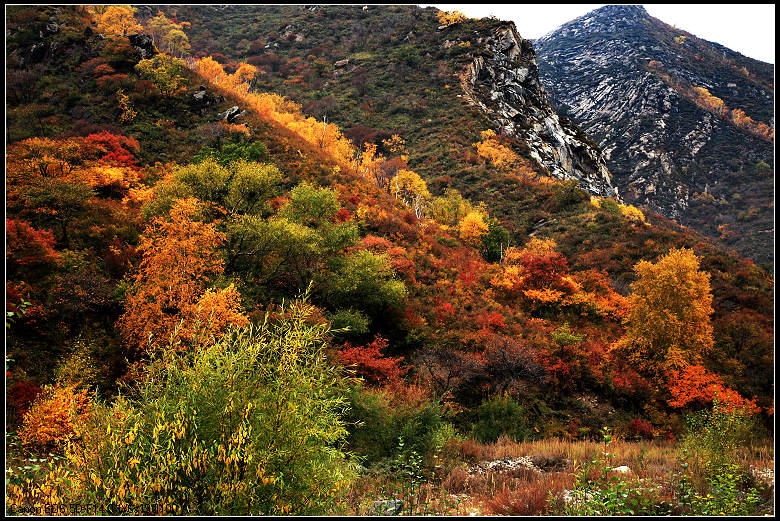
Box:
[118,197,248,351]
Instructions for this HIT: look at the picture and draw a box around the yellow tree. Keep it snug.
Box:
[145,11,191,56]
[233,63,259,86]
[135,54,187,97]
[437,10,467,26]
[390,169,431,218]
[458,210,488,246]
[474,129,521,172]
[91,5,142,36]
[614,248,714,377]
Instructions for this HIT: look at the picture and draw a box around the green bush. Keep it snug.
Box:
[142,159,281,219]
[193,141,268,166]
[323,250,406,317]
[553,179,588,210]
[471,395,530,443]
[688,463,760,515]
[480,218,510,262]
[52,300,357,515]
[600,198,621,215]
[329,308,370,336]
[343,383,447,466]
[561,428,658,516]
[682,400,758,477]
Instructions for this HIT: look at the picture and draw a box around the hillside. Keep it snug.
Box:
[145,5,618,236]
[534,5,775,266]
[5,5,774,517]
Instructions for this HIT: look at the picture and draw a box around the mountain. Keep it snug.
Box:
[534,5,774,266]
[5,6,775,516]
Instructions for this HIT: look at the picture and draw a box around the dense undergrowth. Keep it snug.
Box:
[5,5,774,516]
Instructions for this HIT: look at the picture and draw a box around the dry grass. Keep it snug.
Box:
[344,436,774,516]
[453,435,697,479]
[481,471,575,516]
[339,471,480,516]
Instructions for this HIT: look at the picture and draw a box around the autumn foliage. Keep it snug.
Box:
[666,364,759,413]
[119,198,248,351]
[18,384,92,451]
[615,248,714,376]
[337,335,408,387]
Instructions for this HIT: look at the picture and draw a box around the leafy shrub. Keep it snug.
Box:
[562,428,657,515]
[329,308,370,336]
[193,141,268,166]
[552,179,588,210]
[472,395,530,443]
[18,384,92,452]
[324,250,406,316]
[689,463,761,515]
[480,218,510,262]
[391,44,421,67]
[337,334,408,387]
[134,53,187,97]
[343,383,447,465]
[626,418,654,440]
[7,378,41,420]
[682,400,758,480]
[12,300,357,515]
[600,198,621,215]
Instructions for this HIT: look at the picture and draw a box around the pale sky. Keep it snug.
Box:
[424,4,776,63]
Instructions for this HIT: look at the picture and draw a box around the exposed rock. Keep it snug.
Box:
[460,24,617,198]
[470,457,541,476]
[127,33,157,60]
[535,4,774,263]
[44,22,61,36]
[442,39,456,50]
[334,58,349,67]
[372,499,404,515]
[612,465,631,473]
[189,87,224,115]
[217,105,246,123]
[751,467,774,487]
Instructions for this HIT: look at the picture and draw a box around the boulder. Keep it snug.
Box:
[217,106,245,123]
[189,88,223,115]
[127,34,156,60]
[372,499,404,516]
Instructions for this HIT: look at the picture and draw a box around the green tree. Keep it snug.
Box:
[480,218,510,262]
[143,159,281,219]
[134,53,187,97]
[279,181,340,228]
[324,250,406,317]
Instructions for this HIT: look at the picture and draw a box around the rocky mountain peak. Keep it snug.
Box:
[589,4,649,21]
[537,4,649,44]
[535,5,775,264]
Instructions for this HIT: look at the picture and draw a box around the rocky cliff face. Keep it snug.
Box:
[460,24,617,198]
[535,5,774,264]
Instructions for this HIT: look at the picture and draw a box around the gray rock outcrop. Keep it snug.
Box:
[460,24,618,198]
